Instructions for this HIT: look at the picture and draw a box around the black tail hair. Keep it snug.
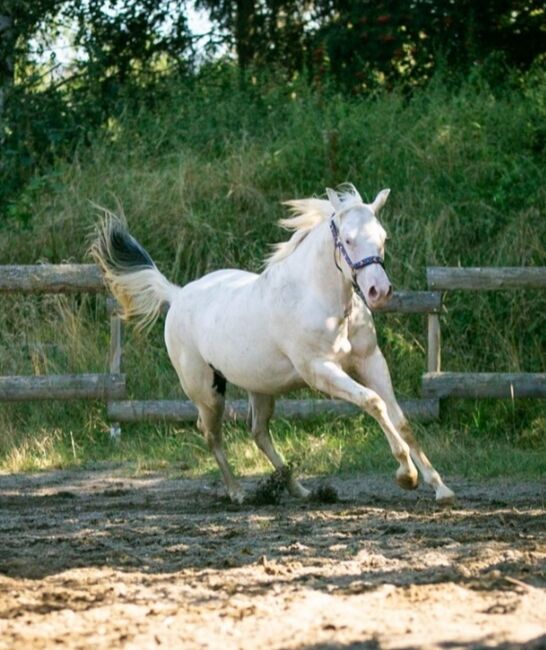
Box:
[91,216,155,274]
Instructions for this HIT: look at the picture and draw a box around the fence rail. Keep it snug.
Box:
[425,266,545,403]
[107,397,440,423]
[0,374,126,401]
[422,372,546,399]
[374,290,442,313]
[427,267,546,290]
[0,264,103,293]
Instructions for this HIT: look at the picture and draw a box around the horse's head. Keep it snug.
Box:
[327,185,392,310]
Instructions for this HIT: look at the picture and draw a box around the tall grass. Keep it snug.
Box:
[1,67,545,475]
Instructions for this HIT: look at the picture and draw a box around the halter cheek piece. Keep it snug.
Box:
[329,217,384,302]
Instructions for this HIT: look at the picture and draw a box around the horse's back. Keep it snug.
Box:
[184,268,258,292]
[166,267,259,339]
[164,267,301,392]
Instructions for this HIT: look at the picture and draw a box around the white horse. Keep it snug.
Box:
[91,185,455,505]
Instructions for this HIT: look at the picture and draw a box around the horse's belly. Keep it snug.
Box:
[223,357,304,395]
[201,321,304,394]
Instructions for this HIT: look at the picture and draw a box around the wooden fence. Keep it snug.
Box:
[2,264,544,436]
[422,267,546,400]
[1,264,440,437]
[0,265,125,404]
[106,284,441,432]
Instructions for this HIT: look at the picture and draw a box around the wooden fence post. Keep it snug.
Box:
[427,313,441,373]
[107,298,123,439]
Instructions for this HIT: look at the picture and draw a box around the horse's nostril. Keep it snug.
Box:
[387,285,393,297]
[369,286,378,299]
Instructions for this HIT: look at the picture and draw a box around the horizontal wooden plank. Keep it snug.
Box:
[375,291,442,314]
[427,267,546,291]
[0,264,104,293]
[0,266,440,316]
[422,372,546,399]
[107,397,439,423]
[0,374,126,401]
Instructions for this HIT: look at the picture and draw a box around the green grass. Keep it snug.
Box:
[0,66,545,476]
[1,412,544,480]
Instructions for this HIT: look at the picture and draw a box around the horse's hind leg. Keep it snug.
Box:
[249,392,310,498]
[197,399,245,504]
[170,352,244,504]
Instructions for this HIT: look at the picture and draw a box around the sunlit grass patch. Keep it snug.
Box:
[2,412,544,481]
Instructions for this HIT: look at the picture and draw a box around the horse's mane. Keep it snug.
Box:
[265,185,362,267]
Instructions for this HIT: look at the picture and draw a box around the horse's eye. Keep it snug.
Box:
[345,239,352,246]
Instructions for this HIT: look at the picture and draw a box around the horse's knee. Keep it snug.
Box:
[203,429,218,451]
[252,428,268,451]
[363,393,388,420]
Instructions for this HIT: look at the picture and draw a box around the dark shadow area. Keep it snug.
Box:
[299,642,380,650]
[0,470,544,585]
[299,633,546,650]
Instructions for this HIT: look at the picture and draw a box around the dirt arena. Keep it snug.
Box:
[0,468,545,649]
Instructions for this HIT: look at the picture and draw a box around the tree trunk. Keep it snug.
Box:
[235,0,255,69]
[0,13,14,128]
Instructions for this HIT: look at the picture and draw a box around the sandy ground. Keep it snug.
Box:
[0,468,545,650]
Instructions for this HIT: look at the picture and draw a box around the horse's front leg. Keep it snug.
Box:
[352,347,455,505]
[300,359,418,490]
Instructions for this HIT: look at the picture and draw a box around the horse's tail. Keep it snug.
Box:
[89,212,178,330]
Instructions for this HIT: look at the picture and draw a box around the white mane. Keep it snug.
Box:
[266,185,364,267]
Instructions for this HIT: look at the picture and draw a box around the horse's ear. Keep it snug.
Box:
[370,188,390,214]
[326,188,343,212]
[351,186,363,202]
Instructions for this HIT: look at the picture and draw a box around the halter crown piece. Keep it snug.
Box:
[329,216,384,301]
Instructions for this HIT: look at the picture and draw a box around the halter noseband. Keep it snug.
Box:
[329,217,384,301]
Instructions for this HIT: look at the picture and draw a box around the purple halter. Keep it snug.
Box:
[329,217,385,302]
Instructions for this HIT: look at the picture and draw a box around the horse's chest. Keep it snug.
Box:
[323,315,352,359]
[322,303,377,365]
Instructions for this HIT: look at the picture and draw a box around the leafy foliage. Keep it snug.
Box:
[0,0,193,217]
[196,0,308,70]
[2,1,545,216]
[309,0,546,90]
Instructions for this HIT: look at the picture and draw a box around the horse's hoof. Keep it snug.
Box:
[396,468,419,491]
[291,483,311,499]
[435,486,456,507]
[229,489,246,505]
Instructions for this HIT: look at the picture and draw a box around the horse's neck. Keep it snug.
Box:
[282,220,353,313]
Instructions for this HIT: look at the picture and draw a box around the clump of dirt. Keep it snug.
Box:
[248,465,293,505]
[309,481,339,503]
